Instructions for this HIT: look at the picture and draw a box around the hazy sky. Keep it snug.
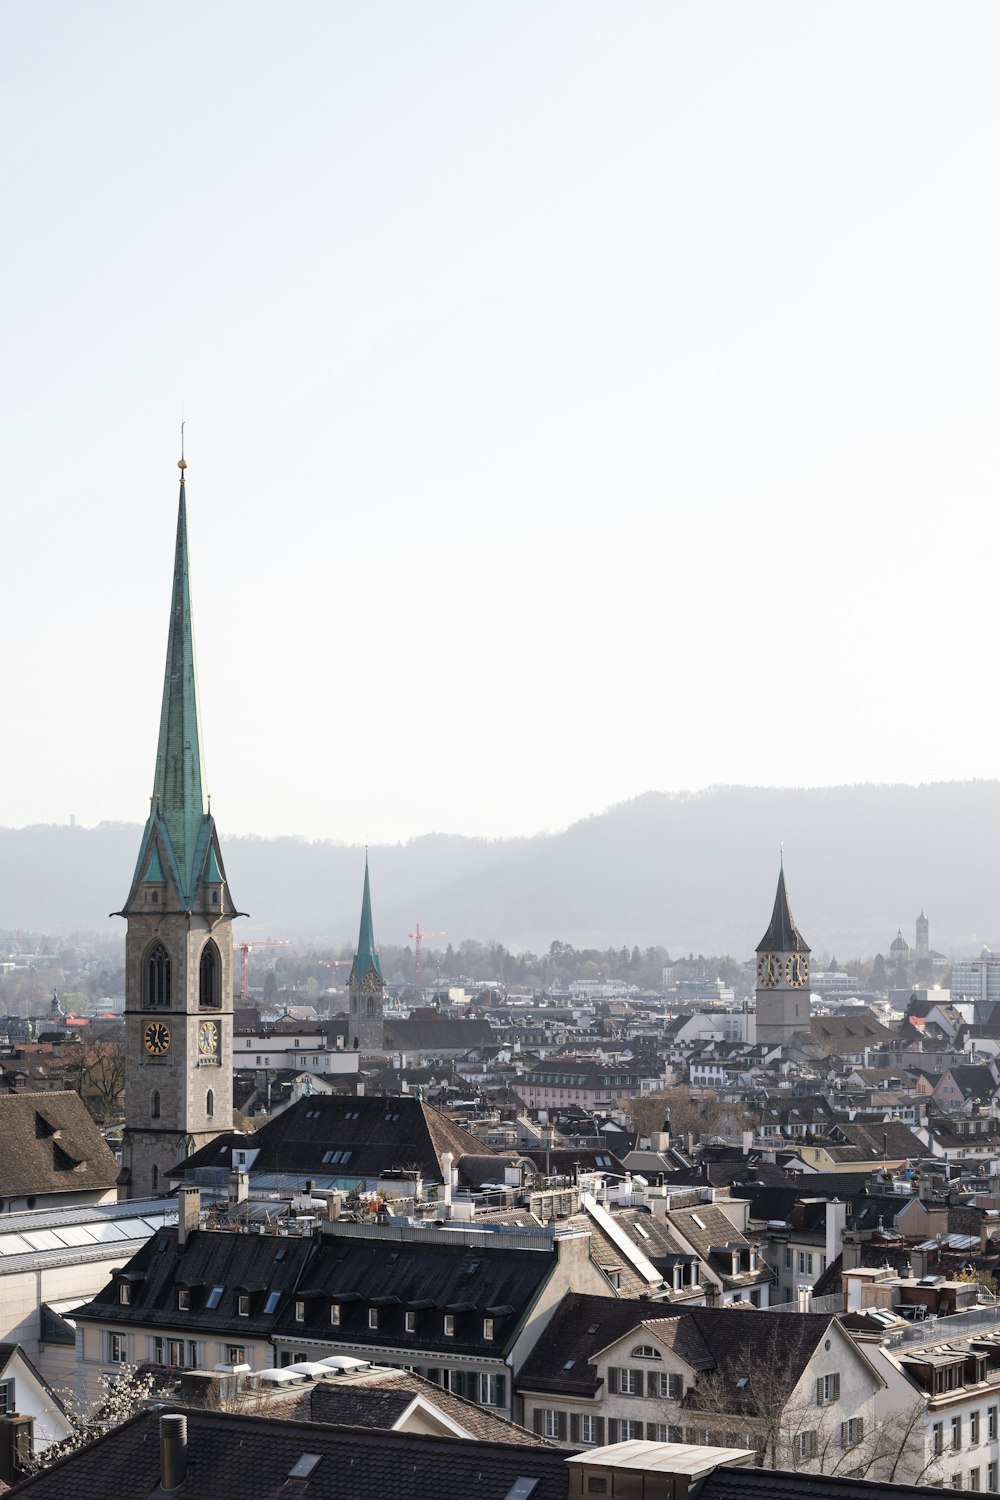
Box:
[2,2,998,845]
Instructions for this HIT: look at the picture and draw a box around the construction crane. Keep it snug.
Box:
[408,923,446,989]
[236,939,291,1001]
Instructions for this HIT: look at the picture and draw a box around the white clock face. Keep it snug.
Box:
[785,954,809,988]
[198,1020,219,1055]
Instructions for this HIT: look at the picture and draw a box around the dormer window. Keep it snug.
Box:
[368,1308,378,1330]
[177,1289,190,1311]
[119,1283,131,1305]
[405,1311,417,1332]
[330,1304,341,1327]
[483,1317,494,1340]
[237,1294,250,1317]
[443,1314,455,1337]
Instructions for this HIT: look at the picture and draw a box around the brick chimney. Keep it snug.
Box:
[177,1185,201,1248]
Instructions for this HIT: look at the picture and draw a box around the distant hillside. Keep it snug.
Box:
[1,782,999,958]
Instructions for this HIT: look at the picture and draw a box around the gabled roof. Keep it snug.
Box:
[756,864,809,956]
[0,1091,121,1197]
[306,1368,552,1446]
[170,1093,495,1184]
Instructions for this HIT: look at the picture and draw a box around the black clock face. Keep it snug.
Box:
[144,1022,171,1056]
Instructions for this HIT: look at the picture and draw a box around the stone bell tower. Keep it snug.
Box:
[118,450,240,1197]
[755,857,811,1048]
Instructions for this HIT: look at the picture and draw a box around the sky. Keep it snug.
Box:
[2,2,998,846]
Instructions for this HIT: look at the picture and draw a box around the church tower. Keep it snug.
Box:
[755,858,811,1047]
[348,854,384,1052]
[118,452,239,1198]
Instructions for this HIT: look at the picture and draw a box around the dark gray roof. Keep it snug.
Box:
[756,867,809,955]
[307,1369,551,1445]
[6,1407,569,1500]
[72,1226,315,1338]
[172,1093,495,1184]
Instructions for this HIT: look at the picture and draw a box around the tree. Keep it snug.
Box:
[27,1365,155,1472]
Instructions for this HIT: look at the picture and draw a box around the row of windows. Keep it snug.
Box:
[107,1333,246,1367]
[933,1407,999,1454]
[328,1303,496,1340]
[143,942,222,1009]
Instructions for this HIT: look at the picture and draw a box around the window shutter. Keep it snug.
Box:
[608,1367,619,1394]
[608,1419,619,1443]
[646,1423,657,1441]
[557,1411,568,1442]
[832,1373,841,1400]
[840,1421,848,1448]
[816,1378,824,1406]
[533,1408,545,1434]
[857,1417,864,1440]
[594,1418,605,1445]
[570,1414,581,1444]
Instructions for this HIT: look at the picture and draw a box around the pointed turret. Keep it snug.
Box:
[122,454,233,913]
[349,853,383,988]
[757,860,809,955]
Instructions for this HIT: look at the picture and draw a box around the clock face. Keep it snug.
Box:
[756,953,779,988]
[786,954,810,988]
[144,1021,171,1056]
[199,1020,219,1055]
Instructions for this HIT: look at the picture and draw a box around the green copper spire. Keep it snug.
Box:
[121,449,228,914]
[351,852,383,984]
[151,462,208,893]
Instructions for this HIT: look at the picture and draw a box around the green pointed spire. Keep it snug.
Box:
[351,853,383,984]
[151,469,207,889]
[122,453,228,913]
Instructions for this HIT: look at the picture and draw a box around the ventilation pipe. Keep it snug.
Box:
[797,1284,813,1313]
[160,1413,188,1491]
[441,1152,453,1208]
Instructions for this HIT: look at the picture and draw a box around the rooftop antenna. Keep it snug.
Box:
[178,418,187,477]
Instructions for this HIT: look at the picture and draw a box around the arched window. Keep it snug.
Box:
[366,994,376,1016]
[631,1345,662,1359]
[151,1090,161,1119]
[199,941,220,1007]
[145,943,171,1008]
[151,1164,159,1190]
[206,1089,215,1119]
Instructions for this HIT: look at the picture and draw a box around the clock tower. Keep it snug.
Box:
[755,858,811,1048]
[348,853,384,1053]
[118,453,240,1198]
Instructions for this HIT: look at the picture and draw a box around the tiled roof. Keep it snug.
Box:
[0,1092,120,1197]
[6,1407,569,1500]
[171,1093,495,1183]
[517,1293,667,1395]
[307,1368,552,1445]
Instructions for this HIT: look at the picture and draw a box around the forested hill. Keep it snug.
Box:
[2,782,999,958]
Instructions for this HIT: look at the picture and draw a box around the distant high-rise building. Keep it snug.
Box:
[348,854,384,1053]
[915,911,929,963]
[118,454,239,1199]
[755,860,811,1047]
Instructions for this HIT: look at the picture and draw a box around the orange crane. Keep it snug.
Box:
[408,923,446,989]
[236,939,291,1001]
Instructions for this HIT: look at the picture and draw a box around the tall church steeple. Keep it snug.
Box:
[348,852,384,1052]
[755,856,811,1048]
[119,449,238,1199]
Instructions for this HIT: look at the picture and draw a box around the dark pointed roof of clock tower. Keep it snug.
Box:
[757,861,810,955]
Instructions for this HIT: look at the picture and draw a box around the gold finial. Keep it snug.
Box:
[178,419,187,473]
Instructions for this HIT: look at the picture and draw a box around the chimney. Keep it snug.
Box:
[440,1152,453,1208]
[160,1413,188,1491]
[228,1170,249,1206]
[797,1284,814,1313]
[911,1246,930,1280]
[177,1185,200,1248]
[326,1192,342,1222]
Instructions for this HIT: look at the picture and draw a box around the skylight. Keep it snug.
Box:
[264,1291,281,1314]
[205,1286,224,1310]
